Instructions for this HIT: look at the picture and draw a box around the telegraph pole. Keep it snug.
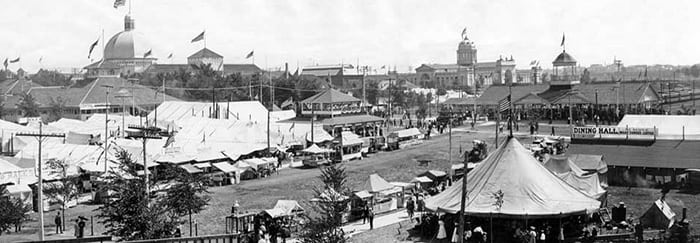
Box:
[101,85,113,172]
[127,125,162,196]
[16,123,65,241]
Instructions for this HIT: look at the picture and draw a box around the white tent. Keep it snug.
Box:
[424,138,601,217]
[544,155,607,200]
[301,144,334,154]
[618,115,700,139]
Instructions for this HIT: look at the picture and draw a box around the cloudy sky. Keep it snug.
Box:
[1,0,699,73]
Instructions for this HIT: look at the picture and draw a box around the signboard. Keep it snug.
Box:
[572,126,656,140]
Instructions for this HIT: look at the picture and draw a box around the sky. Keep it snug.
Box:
[1,0,699,73]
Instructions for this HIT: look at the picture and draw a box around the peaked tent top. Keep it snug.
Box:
[424,137,600,218]
[300,89,360,104]
[360,173,396,193]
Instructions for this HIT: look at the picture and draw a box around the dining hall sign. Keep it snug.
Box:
[572,126,656,140]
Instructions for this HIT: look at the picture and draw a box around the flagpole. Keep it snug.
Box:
[203,29,207,49]
[509,84,514,138]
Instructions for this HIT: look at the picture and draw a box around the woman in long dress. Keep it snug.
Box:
[451,222,460,243]
[436,216,447,242]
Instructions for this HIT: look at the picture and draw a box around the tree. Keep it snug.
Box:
[159,164,210,236]
[46,97,67,122]
[299,165,349,243]
[17,93,39,117]
[97,150,179,241]
[43,159,80,231]
[0,185,31,235]
[581,68,591,84]
[30,69,70,86]
[436,87,447,96]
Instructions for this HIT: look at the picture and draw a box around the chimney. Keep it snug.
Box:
[285,63,289,79]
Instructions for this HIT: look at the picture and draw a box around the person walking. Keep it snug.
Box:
[436,216,447,242]
[368,207,375,230]
[406,197,415,222]
[54,212,63,234]
[362,205,368,224]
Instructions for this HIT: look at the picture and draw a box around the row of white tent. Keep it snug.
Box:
[0,101,333,190]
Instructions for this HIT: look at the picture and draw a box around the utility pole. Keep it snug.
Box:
[116,89,132,138]
[127,125,162,197]
[16,123,65,241]
[267,71,272,154]
[101,85,113,172]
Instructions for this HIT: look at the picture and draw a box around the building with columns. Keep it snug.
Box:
[415,30,517,90]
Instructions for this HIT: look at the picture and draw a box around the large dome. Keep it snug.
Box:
[103,15,151,60]
[104,30,135,59]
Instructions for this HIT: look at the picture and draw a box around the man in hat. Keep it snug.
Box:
[54,212,63,234]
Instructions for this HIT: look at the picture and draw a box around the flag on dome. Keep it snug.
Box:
[9,57,20,63]
[560,33,565,47]
[167,53,173,59]
[114,0,125,8]
[143,49,152,58]
[88,38,99,59]
[245,50,254,59]
[191,31,205,43]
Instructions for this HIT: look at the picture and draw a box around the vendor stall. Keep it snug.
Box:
[387,128,424,150]
[299,144,333,168]
[211,162,241,185]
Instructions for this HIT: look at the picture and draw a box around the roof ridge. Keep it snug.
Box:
[79,77,100,106]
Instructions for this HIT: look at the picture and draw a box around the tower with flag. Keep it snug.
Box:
[84,0,157,78]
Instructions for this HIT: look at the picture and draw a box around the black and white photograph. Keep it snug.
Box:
[0,0,698,242]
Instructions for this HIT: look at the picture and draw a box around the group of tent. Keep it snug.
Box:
[424,137,682,230]
[0,101,335,205]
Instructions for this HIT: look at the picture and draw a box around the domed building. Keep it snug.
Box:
[415,29,517,90]
[84,15,156,77]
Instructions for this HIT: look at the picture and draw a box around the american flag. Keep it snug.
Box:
[498,95,511,113]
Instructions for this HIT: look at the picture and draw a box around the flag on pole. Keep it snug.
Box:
[529,60,537,66]
[245,50,254,59]
[560,33,565,47]
[167,53,173,59]
[3,58,7,68]
[191,31,205,43]
[498,95,511,113]
[143,49,152,58]
[461,27,467,40]
[88,38,99,59]
[381,65,386,69]
[9,57,20,63]
[39,57,43,63]
[113,0,125,8]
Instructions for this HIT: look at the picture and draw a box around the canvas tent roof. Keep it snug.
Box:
[640,199,676,229]
[411,176,433,183]
[212,162,241,173]
[340,131,363,145]
[617,115,700,140]
[391,128,422,138]
[568,154,608,174]
[360,174,396,193]
[301,144,334,154]
[424,137,600,217]
[419,170,447,181]
[273,200,305,216]
[544,155,607,200]
[180,164,203,174]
